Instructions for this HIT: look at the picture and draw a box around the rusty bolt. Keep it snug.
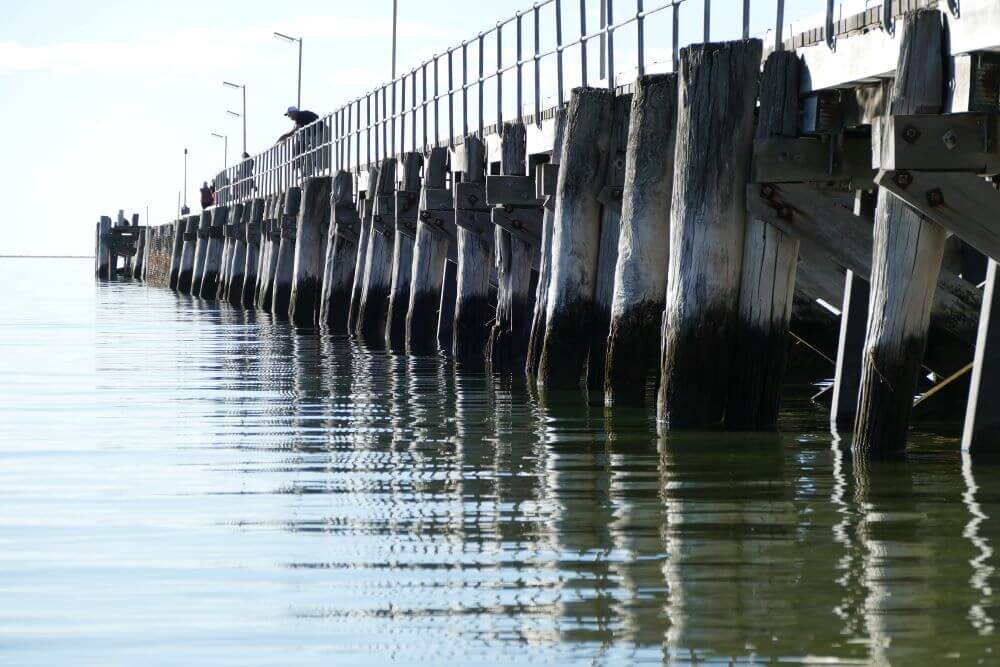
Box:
[612,188,622,201]
[761,184,776,200]
[778,206,793,221]
[926,188,945,208]
[942,130,959,150]
[893,171,912,189]
[468,194,479,206]
[902,125,922,144]
[503,204,513,214]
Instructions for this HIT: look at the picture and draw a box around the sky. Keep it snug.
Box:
[0,0,837,256]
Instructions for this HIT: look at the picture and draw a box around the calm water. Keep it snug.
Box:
[1,257,998,665]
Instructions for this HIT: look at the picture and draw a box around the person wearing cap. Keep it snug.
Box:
[277,106,319,142]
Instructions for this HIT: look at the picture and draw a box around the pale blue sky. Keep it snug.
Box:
[1,0,835,256]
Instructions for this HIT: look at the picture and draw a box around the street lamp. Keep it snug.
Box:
[273,31,303,108]
[182,148,190,215]
[211,132,228,173]
[222,81,247,153]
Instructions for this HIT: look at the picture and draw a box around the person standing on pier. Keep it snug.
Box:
[239,152,255,199]
[200,181,213,210]
[278,106,323,177]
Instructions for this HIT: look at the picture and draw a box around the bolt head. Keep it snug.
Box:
[902,125,922,144]
[893,171,913,188]
[942,129,959,150]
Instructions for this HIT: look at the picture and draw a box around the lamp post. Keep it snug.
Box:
[273,32,303,108]
[211,132,228,172]
[182,148,190,215]
[222,81,247,153]
[392,0,398,79]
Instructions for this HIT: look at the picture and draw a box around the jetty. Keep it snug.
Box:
[96,0,1000,458]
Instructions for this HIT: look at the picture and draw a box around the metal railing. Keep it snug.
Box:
[211,0,923,207]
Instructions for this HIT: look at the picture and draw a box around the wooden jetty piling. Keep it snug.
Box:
[224,202,250,305]
[526,110,568,379]
[190,209,212,297]
[964,260,1000,453]
[176,214,199,293]
[356,159,397,341]
[347,182,376,334]
[219,209,234,295]
[486,122,539,371]
[199,204,231,300]
[290,176,332,326]
[271,188,302,317]
[437,259,458,352]
[604,74,678,406]
[658,39,763,428]
[536,87,615,390]
[256,194,280,309]
[726,51,801,429]
[405,147,454,354]
[586,93,632,393]
[386,153,423,350]
[319,171,362,332]
[96,215,112,279]
[452,136,493,364]
[132,225,146,280]
[241,198,265,308]
[854,10,946,457]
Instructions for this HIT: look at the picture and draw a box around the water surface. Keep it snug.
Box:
[1,258,997,665]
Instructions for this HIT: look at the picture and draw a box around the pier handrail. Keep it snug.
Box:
[210,0,932,207]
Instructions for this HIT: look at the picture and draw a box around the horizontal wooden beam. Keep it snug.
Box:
[875,112,1000,173]
[876,169,1000,263]
[752,134,874,185]
[747,182,982,345]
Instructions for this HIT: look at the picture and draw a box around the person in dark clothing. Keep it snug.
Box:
[278,106,327,176]
[277,106,320,141]
[200,181,213,209]
[239,152,255,198]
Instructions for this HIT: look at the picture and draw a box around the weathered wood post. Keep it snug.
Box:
[252,195,273,307]
[438,259,458,352]
[587,93,632,392]
[225,203,250,305]
[486,122,541,370]
[200,204,231,300]
[132,225,146,280]
[452,136,493,363]
[97,216,112,279]
[320,171,362,331]
[241,198,265,308]
[854,10,947,456]
[357,159,397,341]
[536,87,615,389]
[190,209,212,297]
[271,188,302,317]
[348,178,376,333]
[605,74,678,405]
[176,214,200,294]
[261,194,284,309]
[658,39,763,427]
[830,191,876,426]
[963,259,1000,454]
[526,111,568,379]
[219,208,234,295]
[290,176,332,326]
[386,153,423,350]
[726,50,801,429]
[406,147,454,354]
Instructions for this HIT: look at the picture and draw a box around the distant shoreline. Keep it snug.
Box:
[0,255,92,259]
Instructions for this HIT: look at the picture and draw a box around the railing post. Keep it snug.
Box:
[556,0,565,106]
[775,0,785,50]
[826,0,836,50]
[579,0,588,87]
[636,0,645,77]
[704,0,710,43]
[606,0,615,89]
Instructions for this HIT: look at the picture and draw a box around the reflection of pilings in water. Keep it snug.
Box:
[830,433,871,644]
[659,432,797,659]
[451,362,496,546]
[852,458,931,664]
[318,334,354,446]
[961,453,996,637]
[537,394,615,644]
[605,430,670,646]
[490,372,544,551]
